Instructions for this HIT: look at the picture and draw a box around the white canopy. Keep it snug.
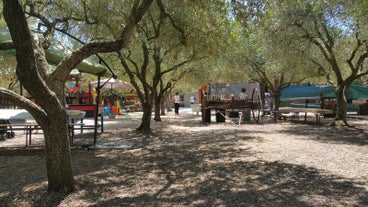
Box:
[90,78,134,90]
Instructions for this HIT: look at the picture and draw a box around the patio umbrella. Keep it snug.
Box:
[90,78,134,90]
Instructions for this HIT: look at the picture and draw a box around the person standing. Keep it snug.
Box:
[265,91,274,111]
[190,95,195,104]
[239,88,248,100]
[174,92,180,115]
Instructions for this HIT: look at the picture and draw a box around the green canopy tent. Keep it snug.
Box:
[0,26,109,76]
[281,84,368,111]
[0,26,112,147]
[281,85,368,100]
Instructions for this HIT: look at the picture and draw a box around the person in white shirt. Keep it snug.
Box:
[265,91,274,111]
[239,88,248,100]
[174,92,180,114]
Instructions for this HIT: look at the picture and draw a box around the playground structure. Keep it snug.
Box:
[199,82,264,124]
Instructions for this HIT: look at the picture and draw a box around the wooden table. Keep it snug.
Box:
[0,121,39,146]
[0,109,86,146]
[272,107,334,124]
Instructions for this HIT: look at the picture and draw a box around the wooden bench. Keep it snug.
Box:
[68,122,85,145]
[68,117,103,146]
[0,122,40,146]
[272,107,334,124]
[68,105,104,138]
[1,121,95,147]
[0,121,98,147]
[0,109,87,146]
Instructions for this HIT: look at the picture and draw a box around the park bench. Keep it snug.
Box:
[68,104,104,133]
[272,107,334,124]
[0,108,88,146]
[0,120,40,146]
[68,119,103,145]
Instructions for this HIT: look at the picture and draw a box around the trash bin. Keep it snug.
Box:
[228,111,239,118]
[103,107,110,116]
[204,109,211,123]
[241,109,251,122]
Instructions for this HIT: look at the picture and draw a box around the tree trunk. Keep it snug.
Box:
[154,95,161,121]
[160,98,166,116]
[3,0,75,192]
[43,114,74,192]
[332,85,349,126]
[267,83,282,111]
[137,103,152,133]
[3,0,154,193]
[273,90,281,111]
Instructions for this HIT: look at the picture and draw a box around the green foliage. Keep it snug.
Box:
[0,53,18,91]
[5,0,367,96]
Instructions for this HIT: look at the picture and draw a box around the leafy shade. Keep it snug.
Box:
[0,26,109,76]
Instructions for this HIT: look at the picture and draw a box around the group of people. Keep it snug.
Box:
[173,92,196,115]
[238,88,274,110]
[172,87,274,115]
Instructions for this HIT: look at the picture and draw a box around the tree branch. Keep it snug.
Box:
[49,0,154,84]
[0,87,47,123]
[3,0,61,111]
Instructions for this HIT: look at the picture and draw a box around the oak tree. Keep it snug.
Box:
[0,0,153,192]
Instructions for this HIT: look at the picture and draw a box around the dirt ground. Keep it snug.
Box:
[0,108,367,207]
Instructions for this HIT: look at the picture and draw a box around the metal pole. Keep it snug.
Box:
[93,75,101,146]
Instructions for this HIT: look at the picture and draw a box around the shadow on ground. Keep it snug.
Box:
[277,121,368,146]
[1,126,367,206]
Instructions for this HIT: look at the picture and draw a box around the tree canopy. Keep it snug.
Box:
[1,0,368,193]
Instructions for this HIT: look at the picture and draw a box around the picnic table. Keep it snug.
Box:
[272,107,334,124]
[0,109,86,146]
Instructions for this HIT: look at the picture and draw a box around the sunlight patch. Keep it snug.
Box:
[92,140,135,149]
[21,182,46,192]
[168,125,213,132]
